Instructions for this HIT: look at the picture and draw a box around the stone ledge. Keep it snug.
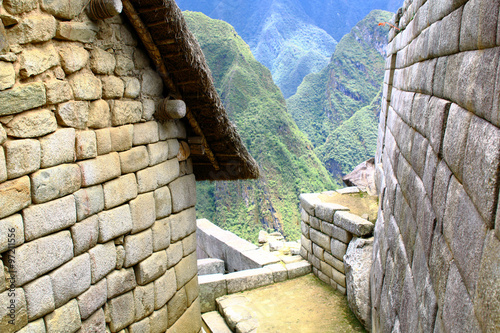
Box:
[333,211,374,237]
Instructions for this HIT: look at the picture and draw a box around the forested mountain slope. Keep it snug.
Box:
[183,11,335,242]
[177,0,401,97]
[287,10,393,179]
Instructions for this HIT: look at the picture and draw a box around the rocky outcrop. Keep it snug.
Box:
[342,158,376,195]
[344,237,373,331]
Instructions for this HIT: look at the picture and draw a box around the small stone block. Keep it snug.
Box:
[333,211,374,237]
[123,229,153,267]
[73,185,104,221]
[225,268,274,294]
[77,278,107,320]
[107,268,137,299]
[286,261,312,279]
[103,173,138,209]
[97,204,133,243]
[88,241,116,283]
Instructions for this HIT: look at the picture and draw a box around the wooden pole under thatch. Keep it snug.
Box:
[121,0,220,171]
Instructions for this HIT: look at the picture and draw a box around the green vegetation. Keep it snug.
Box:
[184,11,335,243]
[287,10,392,179]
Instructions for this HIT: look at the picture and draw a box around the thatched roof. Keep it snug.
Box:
[122,0,259,181]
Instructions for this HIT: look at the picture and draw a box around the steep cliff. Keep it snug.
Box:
[184,11,335,242]
[287,10,392,179]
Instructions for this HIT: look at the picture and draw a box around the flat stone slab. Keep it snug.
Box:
[299,193,323,215]
[202,311,232,333]
[198,258,225,275]
[333,211,374,237]
[336,187,361,194]
[286,260,312,279]
[225,268,274,294]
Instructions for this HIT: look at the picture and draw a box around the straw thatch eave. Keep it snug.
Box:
[122,0,259,181]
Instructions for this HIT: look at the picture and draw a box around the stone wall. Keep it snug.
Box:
[0,2,201,332]
[373,0,500,332]
[299,192,374,295]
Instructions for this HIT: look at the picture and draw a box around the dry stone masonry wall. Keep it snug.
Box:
[373,0,500,332]
[299,192,374,295]
[0,1,201,332]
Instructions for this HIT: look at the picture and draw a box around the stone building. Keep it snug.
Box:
[373,0,500,332]
[0,0,258,331]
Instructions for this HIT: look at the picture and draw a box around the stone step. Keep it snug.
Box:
[202,311,232,333]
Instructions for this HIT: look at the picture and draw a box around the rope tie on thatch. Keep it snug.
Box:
[121,0,220,171]
[87,0,123,20]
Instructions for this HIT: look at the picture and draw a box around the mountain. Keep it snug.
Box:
[287,10,393,180]
[183,11,335,242]
[176,0,402,98]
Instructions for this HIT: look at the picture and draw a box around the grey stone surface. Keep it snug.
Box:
[101,75,124,99]
[169,297,201,333]
[119,146,149,174]
[309,228,331,251]
[463,116,500,225]
[77,278,107,320]
[78,152,121,187]
[88,241,116,283]
[322,221,352,243]
[137,159,180,193]
[174,252,197,289]
[45,79,73,104]
[169,174,196,213]
[4,138,40,179]
[167,242,183,268]
[0,176,31,219]
[286,261,312,279]
[3,0,37,14]
[442,263,481,333]
[107,268,137,299]
[15,319,45,333]
[331,238,348,261]
[182,233,197,256]
[151,217,171,251]
[129,317,151,333]
[88,100,111,129]
[344,237,373,331]
[73,185,104,221]
[443,177,487,296]
[58,43,89,74]
[315,202,349,222]
[149,306,168,333]
[75,130,97,161]
[56,101,89,129]
[111,100,142,126]
[68,69,102,101]
[141,69,163,97]
[95,128,112,156]
[147,141,169,166]
[40,128,75,168]
[103,173,138,209]
[474,231,500,331]
[134,282,155,321]
[202,311,232,333]
[198,259,225,276]
[299,193,322,215]
[123,77,141,98]
[0,147,5,183]
[154,186,172,219]
[97,204,133,243]
[199,274,227,313]
[19,43,59,78]
[56,21,98,43]
[167,288,188,326]
[109,124,133,152]
[266,263,288,282]
[3,109,57,138]
[30,164,81,204]
[154,268,177,310]
[312,243,324,260]
[324,251,345,274]
[23,275,54,320]
[129,192,156,234]
[80,308,106,333]
[133,121,159,146]
[41,0,86,19]
[90,48,115,75]
[0,82,46,116]
[7,13,56,45]
[134,250,168,286]
[23,195,76,241]
[0,288,28,332]
[460,0,499,51]
[429,232,453,308]
[170,207,196,242]
[107,291,135,332]
[13,231,73,286]
[49,253,91,307]
[225,268,274,294]
[334,211,374,237]
[44,299,81,333]
[0,213,24,253]
[123,229,153,267]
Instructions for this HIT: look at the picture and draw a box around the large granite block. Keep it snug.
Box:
[199,274,227,313]
[442,103,472,182]
[334,211,374,237]
[443,177,487,297]
[460,0,499,51]
[225,268,273,294]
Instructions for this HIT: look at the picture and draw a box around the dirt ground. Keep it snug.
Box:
[236,274,367,332]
